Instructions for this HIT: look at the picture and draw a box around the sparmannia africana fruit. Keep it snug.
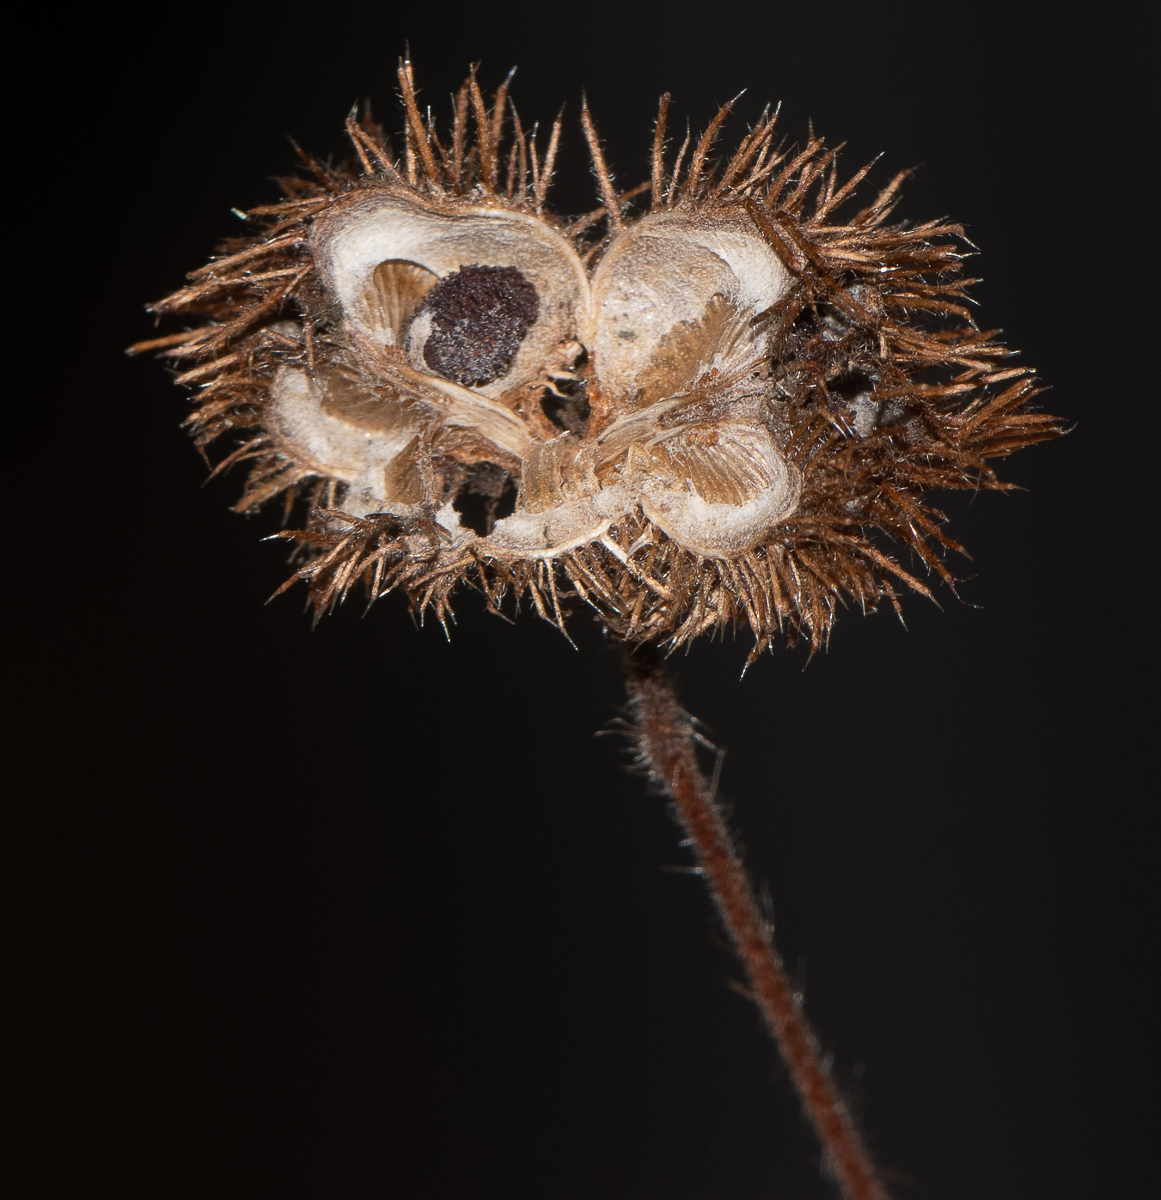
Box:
[134,61,1059,658]
[133,59,1061,1200]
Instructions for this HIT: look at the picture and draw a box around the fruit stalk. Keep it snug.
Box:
[622,644,888,1200]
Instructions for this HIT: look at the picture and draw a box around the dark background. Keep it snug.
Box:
[18,4,1152,1197]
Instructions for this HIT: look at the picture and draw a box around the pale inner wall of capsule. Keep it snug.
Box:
[272,367,421,495]
[270,197,802,554]
[591,211,792,399]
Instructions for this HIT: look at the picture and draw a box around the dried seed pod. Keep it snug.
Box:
[136,66,1061,656]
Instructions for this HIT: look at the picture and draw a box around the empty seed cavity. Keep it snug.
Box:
[451,461,518,536]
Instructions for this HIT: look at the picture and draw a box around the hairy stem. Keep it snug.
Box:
[621,643,889,1200]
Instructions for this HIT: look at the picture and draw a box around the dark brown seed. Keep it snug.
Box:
[421,264,540,386]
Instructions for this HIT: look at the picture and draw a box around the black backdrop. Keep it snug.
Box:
[19,4,1152,1198]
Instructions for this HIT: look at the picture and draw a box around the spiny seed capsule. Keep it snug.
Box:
[136,67,1060,658]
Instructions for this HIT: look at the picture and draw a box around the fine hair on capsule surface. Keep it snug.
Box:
[134,59,1061,660]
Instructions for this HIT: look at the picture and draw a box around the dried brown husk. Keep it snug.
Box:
[134,63,1062,658]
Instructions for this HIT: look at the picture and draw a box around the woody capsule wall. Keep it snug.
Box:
[23,7,1150,1200]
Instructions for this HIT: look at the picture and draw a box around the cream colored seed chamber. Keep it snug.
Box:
[269,190,802,555]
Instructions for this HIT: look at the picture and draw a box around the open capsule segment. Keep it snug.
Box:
[270,189,800,555]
